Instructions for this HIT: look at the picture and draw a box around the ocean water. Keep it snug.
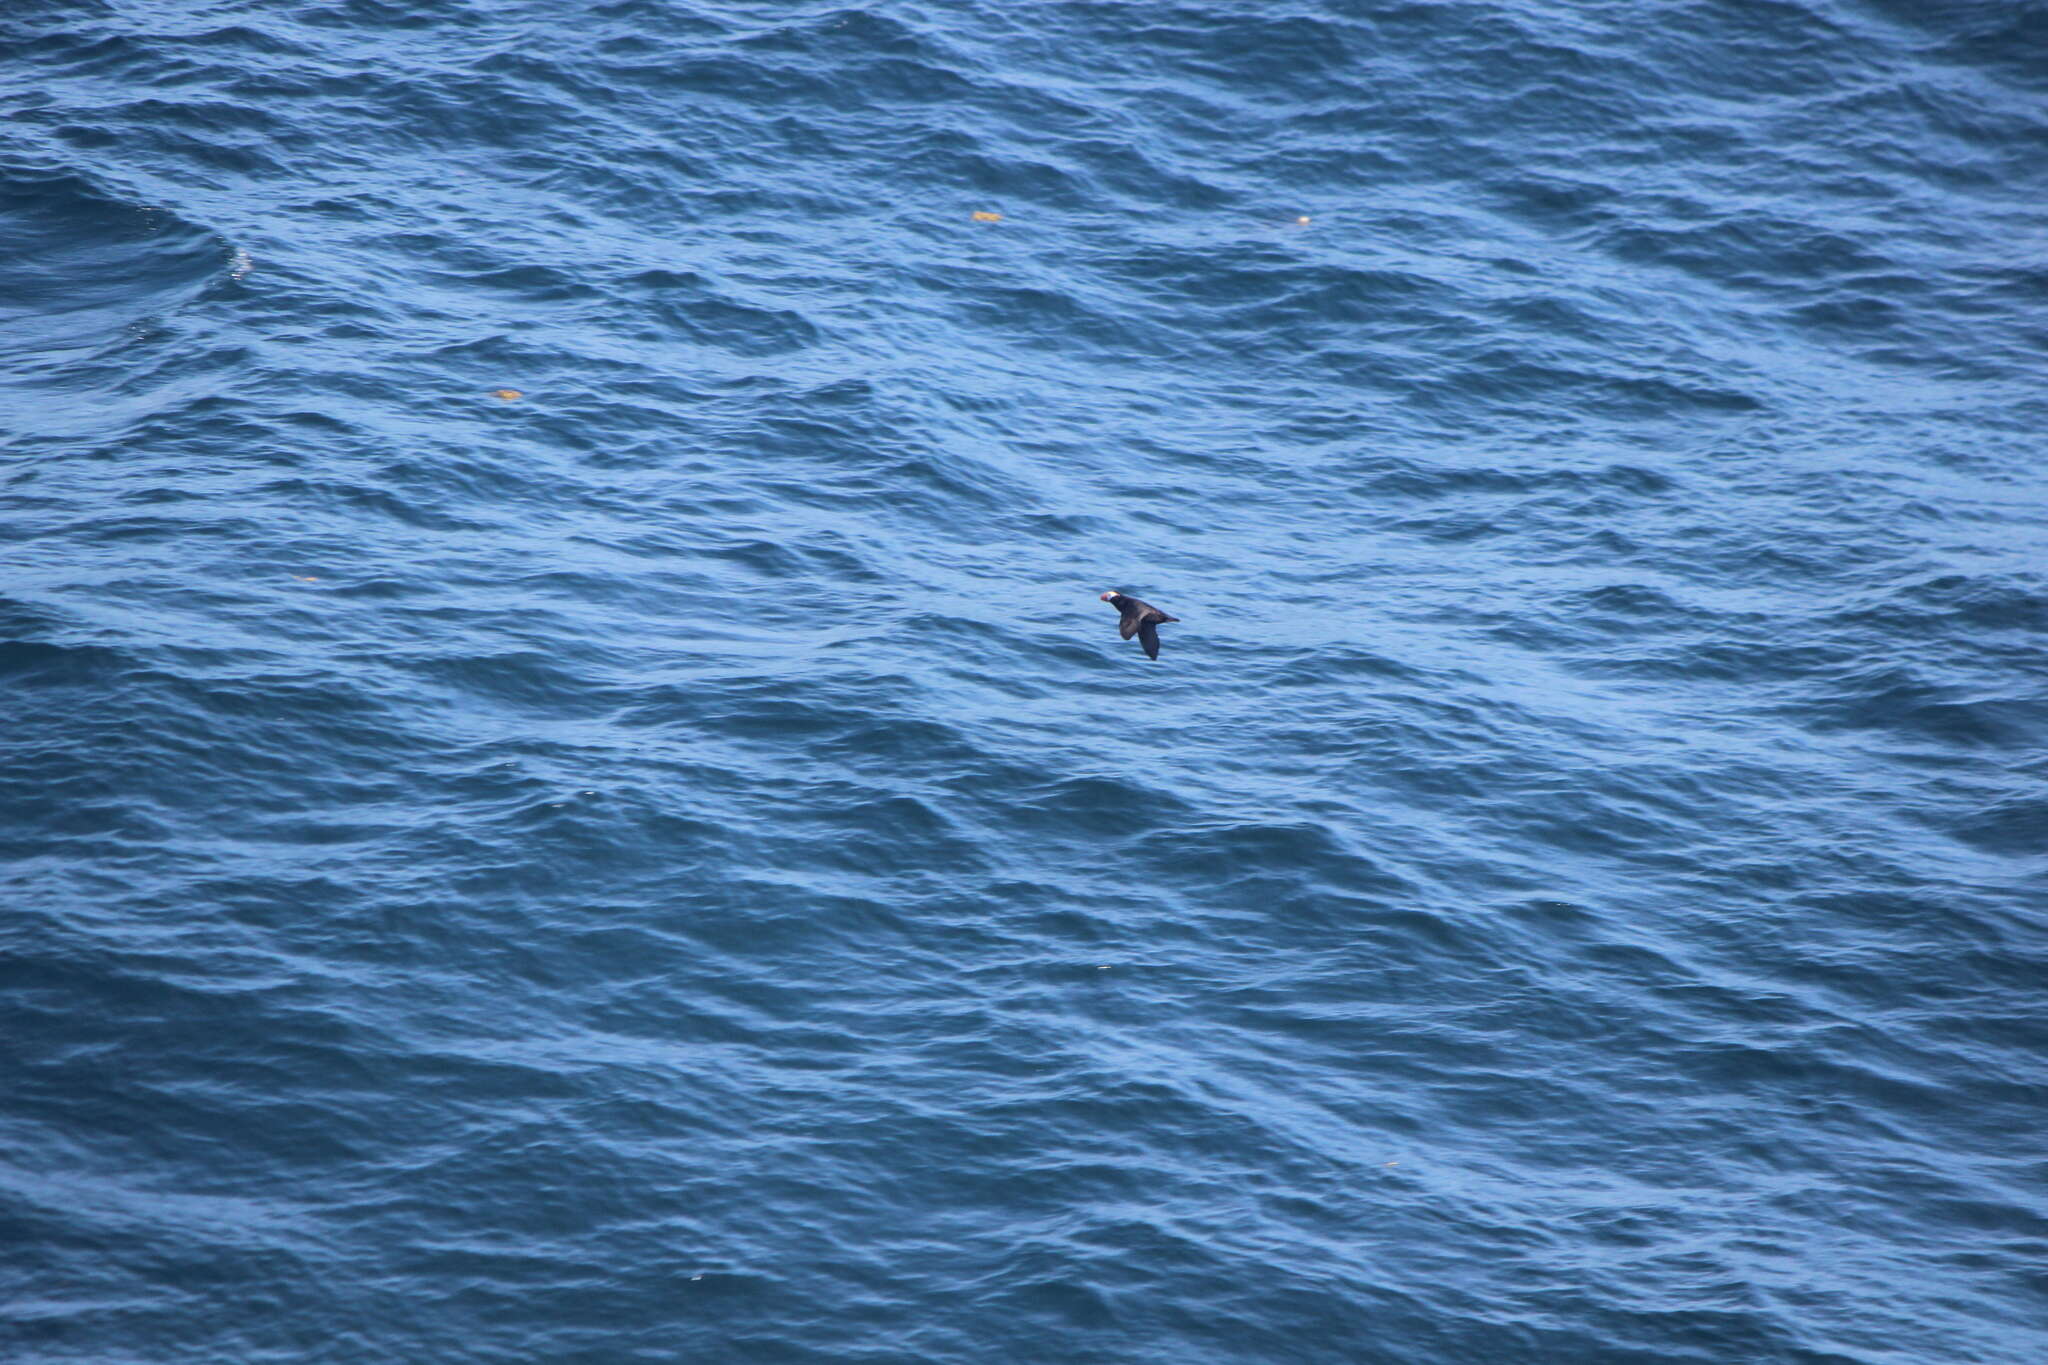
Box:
[4,0,2046,1360]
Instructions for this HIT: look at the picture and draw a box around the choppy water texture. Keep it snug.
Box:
[5,1,2047,1360]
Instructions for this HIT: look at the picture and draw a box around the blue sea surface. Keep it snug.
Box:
[4,1,2046,1361]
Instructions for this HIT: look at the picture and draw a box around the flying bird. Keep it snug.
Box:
[1099,591,1179,661]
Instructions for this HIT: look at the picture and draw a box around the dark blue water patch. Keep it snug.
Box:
[1856,0,2048,90]
[1793,665,2047,750]
[0,170,228,357]
[610,268,824,356]
[0,629,125,690]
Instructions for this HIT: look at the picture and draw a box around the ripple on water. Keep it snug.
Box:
[0,170,231,356]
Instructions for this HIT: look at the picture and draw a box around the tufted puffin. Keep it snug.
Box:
[1099,591,1179,661]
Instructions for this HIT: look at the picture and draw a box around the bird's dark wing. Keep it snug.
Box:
[1119,610,1142,640]
[1138,618,1161,660]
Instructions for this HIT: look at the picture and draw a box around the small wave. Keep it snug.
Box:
[0,170,224,353]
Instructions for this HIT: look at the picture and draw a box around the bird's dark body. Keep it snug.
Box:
[1100,592,1179,660]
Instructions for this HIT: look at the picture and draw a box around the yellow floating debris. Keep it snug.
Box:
[491,388,523,401]
[294,575,320,582]
[971,210,1002,223]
